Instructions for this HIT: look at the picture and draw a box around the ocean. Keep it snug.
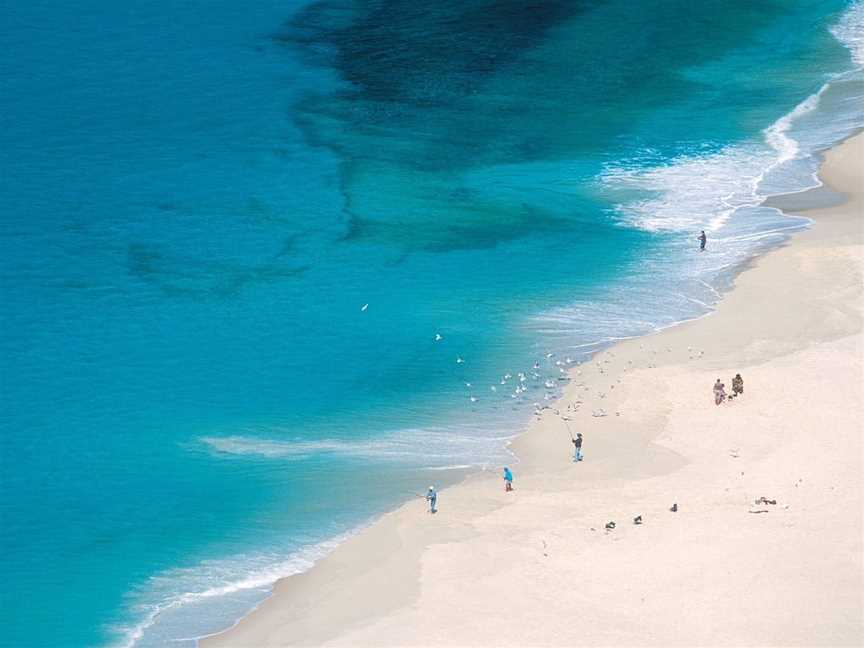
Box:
[1,1,862,646]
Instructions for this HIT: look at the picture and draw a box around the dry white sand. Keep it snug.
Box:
[205,134,863,648]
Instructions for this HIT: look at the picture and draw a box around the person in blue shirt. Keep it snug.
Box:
[503,467,514,492]
[425,486,437,514]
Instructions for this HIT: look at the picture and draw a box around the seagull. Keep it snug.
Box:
[434,333,443,342]
[469,396,478,403]
[465,382,472,388]
[456,357,464,364]
[545,352,554,359]
[360,303,369,312]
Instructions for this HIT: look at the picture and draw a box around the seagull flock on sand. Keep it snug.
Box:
[359,302,707,424]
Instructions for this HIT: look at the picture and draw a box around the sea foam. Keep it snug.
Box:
[200,425,517,467]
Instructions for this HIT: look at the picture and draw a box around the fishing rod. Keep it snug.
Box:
[560,414,576,441]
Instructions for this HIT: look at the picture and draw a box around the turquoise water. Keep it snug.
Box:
[1,1,862,646]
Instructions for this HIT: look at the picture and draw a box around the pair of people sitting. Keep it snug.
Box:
[714,373,744,405]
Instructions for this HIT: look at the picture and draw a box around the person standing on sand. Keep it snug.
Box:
[572,433,583,462]
[503,467,514,492]
[426,486,437,514]
[699,230,707,251]
[732,373,744,396]
[713,378,726,405]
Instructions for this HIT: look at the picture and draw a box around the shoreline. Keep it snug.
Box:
[203,133,862,647]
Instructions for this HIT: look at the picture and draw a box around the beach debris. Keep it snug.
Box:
[469,396,477,403]
[670,503,678,512]
[360,303,369,311]
[465,382,472,387]
[434,333,443,342]
[591,409,607,417]
[748,509,770,514]
[456,357,464,364]
[754,497,777,505]
[605,521,616,530]
[542,539,548,557]
[546,352,554,358]
[633,515,643,525]
[729,449,740,458]
[490,385,497,392]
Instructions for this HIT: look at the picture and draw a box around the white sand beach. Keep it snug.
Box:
[204,134,863,647]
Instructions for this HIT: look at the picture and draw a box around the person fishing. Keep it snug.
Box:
[572,432,583,462]
[698,230,707,251]
[425,486,438,514]
[503,467,514,492]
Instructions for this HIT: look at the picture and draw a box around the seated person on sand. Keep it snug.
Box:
[713,378,726,405]
[732,373,744,396]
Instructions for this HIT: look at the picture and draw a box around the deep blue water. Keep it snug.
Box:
[1,1,862,646]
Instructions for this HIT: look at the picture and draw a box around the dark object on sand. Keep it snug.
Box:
[605,521,616,530]
[670,503,678,512]
[755,497,777,505]
[633,515,642,525]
